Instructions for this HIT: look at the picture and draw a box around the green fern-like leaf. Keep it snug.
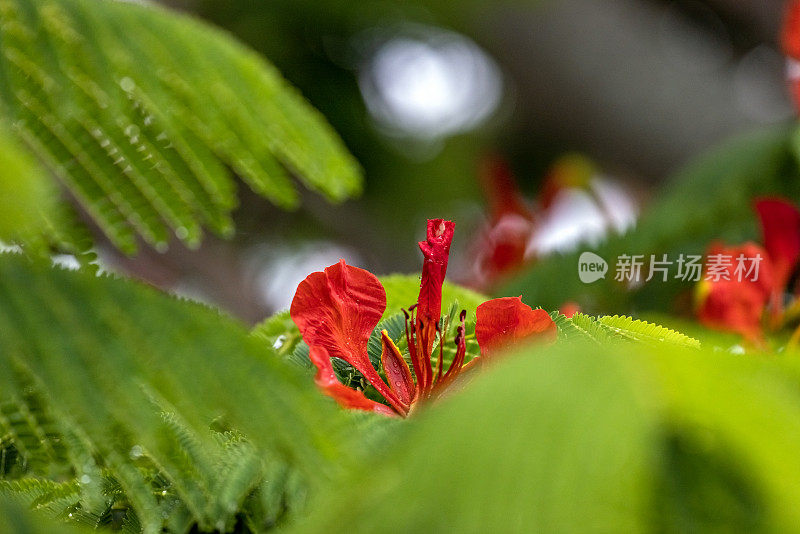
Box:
[0,254,354,532]
[366,312,407,367]
[595,315,700,348]
[0,0,362,254]
[553,312,700,348]
[0,372,70,479]
[552,312,620,344]
[0,478,80,514]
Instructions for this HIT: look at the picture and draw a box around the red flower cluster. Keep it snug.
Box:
[696,198,800,342]
[290,219,556,416]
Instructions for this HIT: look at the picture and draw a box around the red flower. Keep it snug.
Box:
[695,197,800,341]
[696,242,774,342]
[754,197,800,308]
[782,1,800,112]
[784,1,800,58]
[290,219,556,416]
[465,155,537,288]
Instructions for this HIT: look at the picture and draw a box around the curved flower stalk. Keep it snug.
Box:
[696,198,800,343]
[290,219,556,416]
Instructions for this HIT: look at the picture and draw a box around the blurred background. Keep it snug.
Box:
[92,0,791,323]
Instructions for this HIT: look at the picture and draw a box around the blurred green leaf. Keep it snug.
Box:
[648,345,800,532]
[251,310,302,359]
[0,495,80,533]
[294,337,800,533]
[0,123,55,249]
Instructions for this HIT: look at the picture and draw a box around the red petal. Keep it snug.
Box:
[696,241,774,342]
[754,198,800,291]
[479,215,534,279]
[559,301,581,318]
[417,219,455,326]
[783,1,800,60]
[704,241,774,298]
[475,297,557,357]
[697,279,767,343]
[380,330,415,407]
[415,219,455,395]
[479,154,533,222]
[309,346,398,416]
[290,260,405,412]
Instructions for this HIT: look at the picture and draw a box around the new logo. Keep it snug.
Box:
[578,252,608,283]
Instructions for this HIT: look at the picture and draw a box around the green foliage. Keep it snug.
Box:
[552,312,619,344]
[504,126,800,313]
[4,253,800,532]
[648,346,800,532]
[0,253,351,532]
[0,0,362,254]
[594,315,699,347]
[293,339,800,533]
[0,123,54,248]
[638,312,752,349]
[251,310,302,362]
[553,312,700,348]
[0,494,80,533]
[4,1,796,531]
